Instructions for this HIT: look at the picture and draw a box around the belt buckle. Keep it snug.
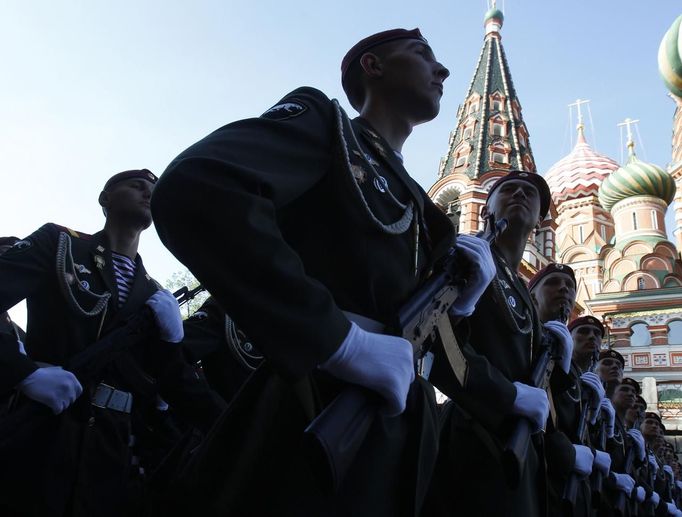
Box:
[108,389,132,413]
[92,383,115,409]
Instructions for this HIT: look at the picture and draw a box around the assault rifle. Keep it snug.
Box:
[305,217,508,492]
[614,416,643,516]
[502,304,570,488]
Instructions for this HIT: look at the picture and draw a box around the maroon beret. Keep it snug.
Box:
[635,395,647,408]
[599,349,625,368]
[645,412,663,426]
[568,315,604,337]
[620,377,641,395]
[103,169,157,191]
[341,28,428,80]
[487,170,552,220]
[528,263,576,292]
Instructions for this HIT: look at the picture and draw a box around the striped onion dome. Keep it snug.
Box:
[598,143,675,212]
[658,14,682,98]
[544,126,619,205]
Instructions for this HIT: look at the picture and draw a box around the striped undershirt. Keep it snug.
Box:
[111,252,136,308]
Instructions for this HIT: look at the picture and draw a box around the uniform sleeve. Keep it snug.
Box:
[151,87,351,380]
[0,224,58,390]
[429,318,518,431]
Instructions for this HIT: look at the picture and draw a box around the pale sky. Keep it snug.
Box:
[3,1,681,326]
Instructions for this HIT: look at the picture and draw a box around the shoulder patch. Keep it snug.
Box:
[261,101,307,121]
[11,239,32,251]
[53,224,91,240]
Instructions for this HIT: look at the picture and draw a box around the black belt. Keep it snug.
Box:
[92,383,133,413]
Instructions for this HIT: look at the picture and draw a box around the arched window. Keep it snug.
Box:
[446,199,461,233]
[668,321,682,345]
[491,152,507,164]
[637,277,645,290]
[492,100,502,111]
[463,127,473,140]
[455,154,467,167]
[630,323,652,347]
[492,123,504,136]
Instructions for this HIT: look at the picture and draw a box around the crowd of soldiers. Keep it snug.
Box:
[1,26,682,517]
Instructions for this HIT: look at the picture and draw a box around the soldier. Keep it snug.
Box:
[424,171,569,517]
[0,169,225,517]
[152,28,494,517]
[529,265,607,517]
[598,349,625,396]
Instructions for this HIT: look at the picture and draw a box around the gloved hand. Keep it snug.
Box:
[649,491,660,508]
[600,398,616,438]
[649,453,660,474]
[448,235,496,317]
[667,502,678,515]
[146,289,184,343]
[573,444,594,477]
[512,382,549,433]
[320,321,414,417]
[580,371,606,423]
[543,320,573,373]
[594,450,611,477]
[611,472,636,494]
[635,486,646,503]
[627,429,646,461]
[17,366,83,414]
[664,465,674,478]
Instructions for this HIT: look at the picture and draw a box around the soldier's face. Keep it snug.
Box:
[598,357,623,384]
[102,179,155,229]
[377,39,450,124]
[641,417,661,438]
[531,272,576,323]
[485,180,542,232]
[571,325,602,363]
[610,383,636,411]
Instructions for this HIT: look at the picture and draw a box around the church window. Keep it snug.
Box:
[463,127,473,140]
[630,323,652,347]
[492,100,502,111]
[492,152,507,164]
[651,210,658,230]
[600,225,606,240]
[637,277,645,290]
[492,123,504,136]
[578,225,584,243]
[632,212,638,230]
[668,321,682,345]
[455,154,467,167]
[469,102,479,114]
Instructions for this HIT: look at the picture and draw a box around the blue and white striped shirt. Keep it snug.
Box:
[111,252,136,308]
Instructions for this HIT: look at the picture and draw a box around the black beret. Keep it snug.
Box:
[599,349,625,368]
[568,316,605,337]
[341,28,428,81]
[645,412,663,426]
[620,377,641,395]
[528,263,575,292]
[487,170,552,220]
[103,169,157,192]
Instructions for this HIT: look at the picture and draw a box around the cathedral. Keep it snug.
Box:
[428,7,682,432]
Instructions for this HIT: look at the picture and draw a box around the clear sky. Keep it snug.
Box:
[2,1,681,326]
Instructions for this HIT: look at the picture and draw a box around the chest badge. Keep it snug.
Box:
[351,165,368,184]
[94,255,106,270]
[507,295,517,308]
[373,176,388,193]
[499,279,510,290]
[75,264,92,275]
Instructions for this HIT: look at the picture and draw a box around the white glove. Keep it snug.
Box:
[543,320,573,373]
[635,486,646,503]
[649,453,660,474]
[18,366,83,414]
[448,236,496,317]
[580,372,605,423]
[664,465,674,478]
[627,429,646,461]
[594,450,611,477]
[320,321,414,417]
[146,289,184,343]
[676,480,682,490]
[600,398,616,438]
[512,382,549,433]
[649,491,661,507]
[611,472,636,494]
[667,502,678,515]
[573,444,594,477]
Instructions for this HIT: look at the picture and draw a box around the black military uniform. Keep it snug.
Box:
[152,84,455,516]
[0,223,224,516]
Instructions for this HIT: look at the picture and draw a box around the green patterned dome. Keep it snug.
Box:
[658,14,682,97]
[598,150,675,212]
[484,8,504,24]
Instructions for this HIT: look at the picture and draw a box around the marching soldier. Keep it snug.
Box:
[0,170,224,516]
[152,28,495,517]
[425,171,563,517]
[598,349,625,396]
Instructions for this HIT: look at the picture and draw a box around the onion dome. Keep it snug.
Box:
[658,14,682,98]
[598,140,675,212]
[545,125,619,205]
[484,7,504,35]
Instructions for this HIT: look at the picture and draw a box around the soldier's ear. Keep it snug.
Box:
[480,205,489,220]
[98,191,110,218]
[360,52,383,78]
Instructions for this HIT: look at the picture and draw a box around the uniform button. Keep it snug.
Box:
[88,416,95,426]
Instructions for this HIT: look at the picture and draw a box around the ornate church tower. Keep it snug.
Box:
[427,5,551,279]
[544,102,619,308]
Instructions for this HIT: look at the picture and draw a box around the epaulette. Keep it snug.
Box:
[52,224,92,240]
